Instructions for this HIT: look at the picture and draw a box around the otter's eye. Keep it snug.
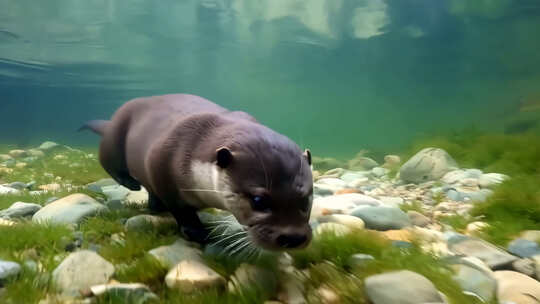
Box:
[250,195,270,212]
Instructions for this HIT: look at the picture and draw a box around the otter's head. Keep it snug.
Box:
[213,127,313,251]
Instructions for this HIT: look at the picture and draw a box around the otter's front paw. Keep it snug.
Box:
[181,226,209,244]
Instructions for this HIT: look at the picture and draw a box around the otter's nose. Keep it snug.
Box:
[276,234,308,248]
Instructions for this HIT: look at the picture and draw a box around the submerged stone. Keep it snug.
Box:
[350,206,411,231]
[52,250,115,297]
[165,260,225,293]
[449,238,518,269]
[32,193,107,225]
[399,148,458,183]
[364,270,443,304]
[0,201,41,219]
[0,260,21,281]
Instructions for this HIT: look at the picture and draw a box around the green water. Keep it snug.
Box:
[1,0,540,158]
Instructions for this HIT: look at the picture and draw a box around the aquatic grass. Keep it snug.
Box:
[114,254,168,288]
[159,285,268,304]
[0,221,72,270]
[98,230,177,265]
[0,267,55,304]
[438,214,471,232]
[471,176,540,245]
[399,200,424,213]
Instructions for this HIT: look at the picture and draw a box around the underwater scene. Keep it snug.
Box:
[1,0,540,303]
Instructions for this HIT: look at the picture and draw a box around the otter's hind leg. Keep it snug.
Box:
[147,192,168,213]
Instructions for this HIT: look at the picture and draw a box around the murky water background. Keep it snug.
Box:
[1,0,540,158]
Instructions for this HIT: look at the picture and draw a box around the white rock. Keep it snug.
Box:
[316,178,347,187]
[148,238,202,268]
[378,196,404,207]
[494,271,540,304]
[0,202,42,218]
[314,222,351,237]
[165,260,225,293]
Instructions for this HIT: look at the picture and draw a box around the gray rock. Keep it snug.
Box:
[0,260,21,281]
[8,182,28,190]
[449,238,518,269]
[86,178,118,193]
[478,173,508,189]
[101,185,130,201]
[407,211,430,227]
[340,171,370,183]
[347,254,375,268]
[125,214,178,232]
[90,283,159,304]
[38,141,60,151]
[451,263,496,302]
[365,270,443,304]
[348,156,379,171]
[350,206,411,231]
[0,185,20,195]
[507,238,540,258]
[0,202,42,219]
[446,188,493,202]
[399,148,458,183]
[371,167,389,178]
[148,238,202,268]
[32,193,107,225]
[494,270,540,304]
[52,250,115,297]
[511,258,536,277]
[533,255,540,280]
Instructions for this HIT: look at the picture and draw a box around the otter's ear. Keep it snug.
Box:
[303,149,312,166]
[216,147,233,168]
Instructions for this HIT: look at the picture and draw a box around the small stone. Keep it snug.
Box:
[165,260,225,293]
[478,173,508,189]
[86,178,118,193]
[519,230,540,242]
[511,259,536,277]
[38,183,62,192]
[449,238,518,269]
[334,188,360,195]
[27,149,45,158]
[15,162,27,169]
[507,238,540,258]
[101,185,130,201]
[317,285,340,304]
[365,270,443,304]
[38,141,60,151]
[148,238,202,268]
[125,214,178,232]
[347,254,375,268]
[317,214,365,230]
[465,221,489,236]
[0,218,16,226]
[9,149,27,158]
[382,155,401,167]
[52,250,115,297]
[90,283,159,303]
[0,154,13,161]
[407,211,430,227]
[378,196,404,207]
[33,193,108,225]
[350,206,411,231]
[8,181,28,190]
[311,193,380,218]
[126,187,149,205]
[348,155,379,170]
[494,271,540,304]
[0,202,42,218]
[381,229,413,242]
[371,167,389,178]
[533,255,540,280]
[0,260,21,281]
[0,185,20,195]
[314,222,351,237]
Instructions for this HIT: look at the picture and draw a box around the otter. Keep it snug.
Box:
[81,94,313,250]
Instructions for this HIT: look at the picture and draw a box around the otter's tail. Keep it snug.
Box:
[78,120,110,136]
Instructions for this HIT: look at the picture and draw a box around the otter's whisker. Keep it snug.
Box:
[212,231,247,246]
[229,239,252,256]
